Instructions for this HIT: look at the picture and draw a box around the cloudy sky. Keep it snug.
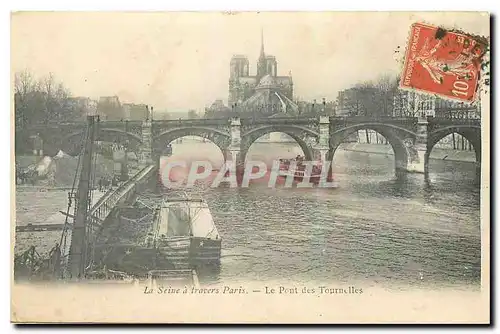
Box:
[11,12,489,112]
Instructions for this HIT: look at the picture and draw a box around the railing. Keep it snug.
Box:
[58,165,157,278]
[428,117,481,125]
[240,117,317,125]
[431,113,481,120]
[90,164,156,224]
[330,116,418,122]
[152,118,229,126]
[97,120,143,127]
[24,115,481,129]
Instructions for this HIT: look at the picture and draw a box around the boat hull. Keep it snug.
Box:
[157,236,221,270]
[92,237,221,278]
[278,174,323,184]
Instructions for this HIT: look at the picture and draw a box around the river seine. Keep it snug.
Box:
[161,141,481,289]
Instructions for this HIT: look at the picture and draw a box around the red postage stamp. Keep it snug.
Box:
[400,22,488,102]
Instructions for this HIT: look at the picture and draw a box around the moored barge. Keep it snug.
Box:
[90,194,221,279]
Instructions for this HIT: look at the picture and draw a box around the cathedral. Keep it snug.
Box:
[228,31,298,115]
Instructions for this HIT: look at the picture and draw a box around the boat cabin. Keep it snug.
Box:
[155,197,220,242]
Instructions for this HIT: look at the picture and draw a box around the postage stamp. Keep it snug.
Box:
[400,22,488,102]
[10,12,490,324]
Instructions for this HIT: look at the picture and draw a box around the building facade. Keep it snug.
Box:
[97,96,122,120]
[96,97,150,121]
[392,89,481,119]
[122,103,148,121]
[67,97,98,120]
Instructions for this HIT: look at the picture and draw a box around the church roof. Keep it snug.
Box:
[237,76,258,85]
[207,99,231,112]
[275,76,293,85]
[256,74,277,90]
[239,80,298,115]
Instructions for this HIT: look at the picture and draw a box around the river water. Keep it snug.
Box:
[156,141,481,290]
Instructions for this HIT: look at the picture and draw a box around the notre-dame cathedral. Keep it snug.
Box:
[228,31,296,115]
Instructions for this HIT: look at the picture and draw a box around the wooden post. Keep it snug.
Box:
[68,115,97,279]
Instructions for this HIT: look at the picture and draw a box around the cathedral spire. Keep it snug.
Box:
[260,28,265,59]
[257,28,268,80]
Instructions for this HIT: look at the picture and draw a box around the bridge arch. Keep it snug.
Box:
[240,125,319,162]
[152,126,231,158]
[60,128,143,156]
[327,123,416,173]
[428,125,481,164]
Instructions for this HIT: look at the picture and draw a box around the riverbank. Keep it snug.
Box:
[15,153,117,187]
[14,189,108,256]
[340,143,476,162]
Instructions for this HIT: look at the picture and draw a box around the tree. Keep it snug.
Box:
[338,83,371,116]
[336,74,399,144]
[338,75,399,117]
[15,70,77,127]
[372,74,399,116]
[14,70,37,129]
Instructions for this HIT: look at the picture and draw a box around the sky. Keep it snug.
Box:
[11,12,489,113]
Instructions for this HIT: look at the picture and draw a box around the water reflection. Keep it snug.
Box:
[158,142,481,287]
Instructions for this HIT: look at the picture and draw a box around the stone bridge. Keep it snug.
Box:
[21,114,481,176]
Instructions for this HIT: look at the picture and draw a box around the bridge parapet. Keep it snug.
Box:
[97,120,143,127]
[329,116,418,122]
[330,116,418,124]
[427,116,481,126]
[240,117,317,126]
[151,118,232,139]
[329,116,418,135]
[152,118,230,126]
[98,120,143,137]
[426,116,481,136]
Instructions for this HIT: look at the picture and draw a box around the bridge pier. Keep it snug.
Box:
[312,116,333,181]
[313,116,330,162]
[313,149,328,164]
[138,110,153,167]
[151,153,162,192]
[225,117,242,165]
[224,149,242,165]
[405,117,429,175]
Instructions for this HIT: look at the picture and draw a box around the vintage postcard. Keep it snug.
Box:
[10,12,490,324]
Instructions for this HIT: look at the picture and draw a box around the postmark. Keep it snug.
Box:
[400,22,488,102]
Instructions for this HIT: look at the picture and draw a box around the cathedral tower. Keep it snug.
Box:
[229,55,249,105]
[230,55,249,79]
